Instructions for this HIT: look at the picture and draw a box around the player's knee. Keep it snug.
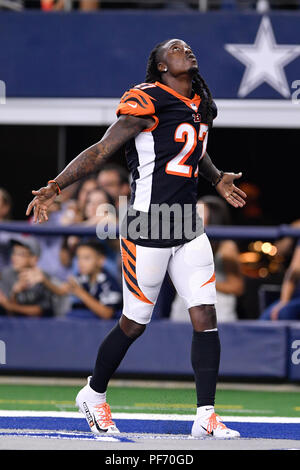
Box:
[189,304,217,332]
[119,315,146,339]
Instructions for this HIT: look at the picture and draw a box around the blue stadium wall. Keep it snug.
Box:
[0,317,300,381]
[0,11,299,99]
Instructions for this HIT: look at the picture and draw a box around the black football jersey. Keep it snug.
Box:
[116,81,218,248]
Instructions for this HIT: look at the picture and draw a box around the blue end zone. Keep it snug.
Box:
[1,417,300,440]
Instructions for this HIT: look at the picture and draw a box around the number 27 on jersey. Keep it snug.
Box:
[165,122,208,178]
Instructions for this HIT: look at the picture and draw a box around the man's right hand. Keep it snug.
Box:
[20,268,45,287]
[11,278,28,295]
[26,184,57,223]
[25,115,151,223]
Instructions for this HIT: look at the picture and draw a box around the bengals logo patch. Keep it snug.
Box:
[192,113,201,123]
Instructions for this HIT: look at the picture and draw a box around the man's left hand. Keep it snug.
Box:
[216,172,247,208]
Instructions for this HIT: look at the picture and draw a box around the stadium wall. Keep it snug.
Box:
[0,317,299,381]
[0,11,299,99]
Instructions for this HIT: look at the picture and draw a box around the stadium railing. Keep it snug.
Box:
[1,220,300,239]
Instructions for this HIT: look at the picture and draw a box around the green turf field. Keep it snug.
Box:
[0,383,300,417]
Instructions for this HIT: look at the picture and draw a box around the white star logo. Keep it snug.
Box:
[225,16,300,98]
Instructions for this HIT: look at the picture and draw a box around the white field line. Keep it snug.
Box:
[1,410,300,424]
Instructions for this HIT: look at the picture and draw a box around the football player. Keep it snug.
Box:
[26,39,246,438]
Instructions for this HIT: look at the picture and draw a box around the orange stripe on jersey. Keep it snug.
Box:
[122,237,136,254]
[116,88,156,118]
[200,272,216,288]
[121,237,153,305]
[121,238,137,265]
[122,263,154,305]
[155,81,201,111]
[121,250,136,268]
[121,246,136,279]
[122,269,153,305]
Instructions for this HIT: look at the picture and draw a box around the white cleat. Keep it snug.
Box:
[191,410,240,439]
[76,379,120,435]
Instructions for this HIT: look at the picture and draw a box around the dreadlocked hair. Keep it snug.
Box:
[192,73,215,129]
[145,40,215,128]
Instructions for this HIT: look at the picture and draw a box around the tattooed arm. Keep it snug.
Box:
[26,115,152,223]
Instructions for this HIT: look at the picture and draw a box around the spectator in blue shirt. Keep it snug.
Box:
[0,188,13,271]
[32,239,122,320]
[260,239,300,320]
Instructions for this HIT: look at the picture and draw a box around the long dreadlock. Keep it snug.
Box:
[145,40,215,128]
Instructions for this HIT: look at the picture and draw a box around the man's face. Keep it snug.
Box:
[76,246,103,276]
[78,179,98,210]
[11,245,35,271]
[158,39,198,78]
[97,171,123,200]
[84,190,110,220]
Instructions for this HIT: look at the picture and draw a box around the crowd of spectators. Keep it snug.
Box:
[0,163,300,322]
[0,165,129,321]
[0,0,299,12]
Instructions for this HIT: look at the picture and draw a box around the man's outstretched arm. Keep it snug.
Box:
[199,152,247,208]
[26,115,152,223]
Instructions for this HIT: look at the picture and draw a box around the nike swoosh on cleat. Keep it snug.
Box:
[93,414,108,433]
[200,425,213,435]
[128,103,137,108]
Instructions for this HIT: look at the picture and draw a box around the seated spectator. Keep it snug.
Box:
[59,199,84,226]
[170,196,244,323]
[0,187,13,270]
[31,240,122,320]
[274,218,300,264]
[97,164,130,211]
[75,177,98,216]
[82,187,117,227]
[81,187,121,265]
[27,197,76,282]
[260,239,300,321]
[0,236,53,317]
[56,179,89,227]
